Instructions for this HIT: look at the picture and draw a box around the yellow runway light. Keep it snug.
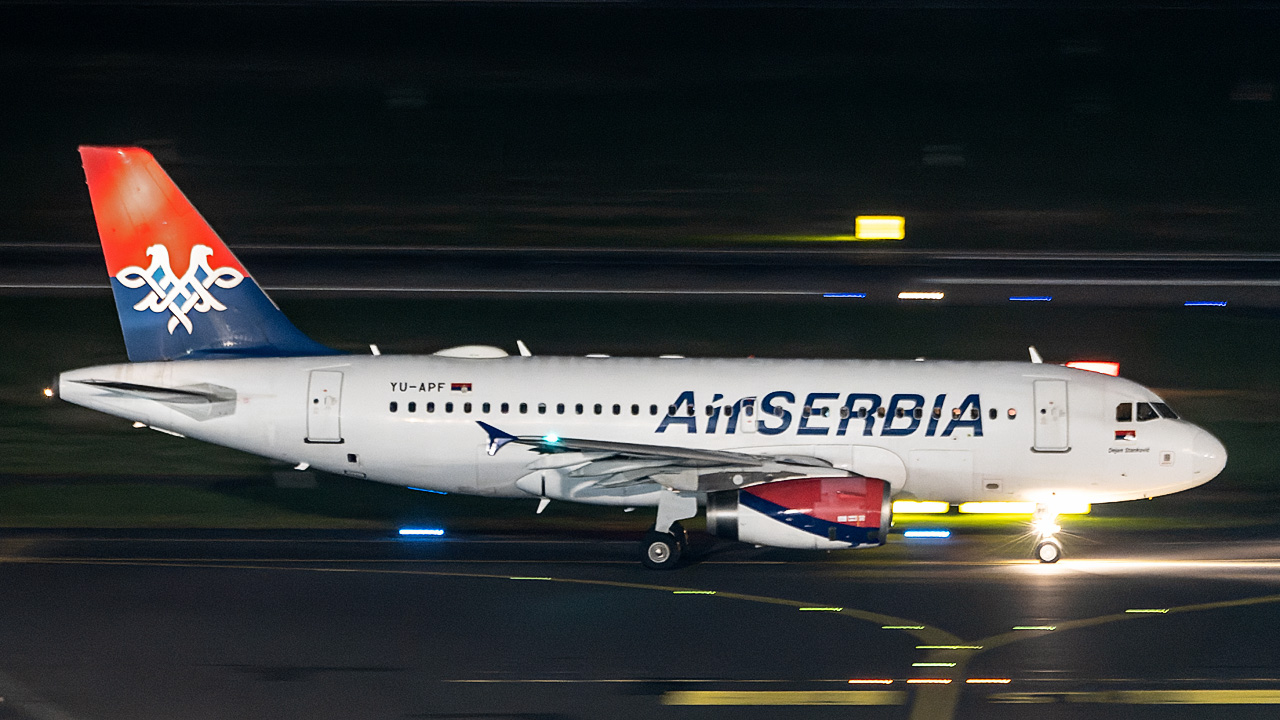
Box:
[662,690,906,706]
[907,679,952,685]
[892,500,949,514]
[848,679,895,685]
[855,216,905,240]
[967,678,1012,684]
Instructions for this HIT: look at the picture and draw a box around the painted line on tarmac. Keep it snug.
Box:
[662,690,905,705]
[989,690,1280,704]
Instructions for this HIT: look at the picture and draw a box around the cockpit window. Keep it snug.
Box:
[1115,403,1132,422]
[1136,402,1159,421]
[1152,402,1179,419]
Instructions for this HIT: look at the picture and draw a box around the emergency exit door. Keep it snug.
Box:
[306,370,344,443]
[1032,380,1069,452]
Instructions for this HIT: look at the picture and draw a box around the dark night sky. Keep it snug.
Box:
[2,3,1279,251]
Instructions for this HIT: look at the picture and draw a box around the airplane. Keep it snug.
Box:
[56,146,1228,569]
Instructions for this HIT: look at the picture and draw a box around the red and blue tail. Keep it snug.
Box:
[79,146,339,362]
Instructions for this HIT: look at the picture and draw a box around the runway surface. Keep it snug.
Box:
[5,528,1280,719]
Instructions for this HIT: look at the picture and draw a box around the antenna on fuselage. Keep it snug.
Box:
[1028,346,1044,364]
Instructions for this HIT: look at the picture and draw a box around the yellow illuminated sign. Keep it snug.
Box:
[958,502,1091,515]
[892,500,949,514]
[855,216,905,240]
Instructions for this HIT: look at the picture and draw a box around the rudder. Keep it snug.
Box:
[79,146,339,361]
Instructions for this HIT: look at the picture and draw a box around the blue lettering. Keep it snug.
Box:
[797,392,840,436]
[942,394,984,437]
[705,393,725,434]
[656,390,698,434]
[925,393,946,436]
[881,394,925,436]
[758,391,794,436]
[837,393,881,436]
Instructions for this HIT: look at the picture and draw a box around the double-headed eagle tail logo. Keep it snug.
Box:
[115,244,244,334]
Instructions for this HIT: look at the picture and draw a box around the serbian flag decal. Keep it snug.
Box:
[451,382,473,394]
[1115,429,1136,441]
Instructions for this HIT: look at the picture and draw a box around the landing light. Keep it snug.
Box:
[892,500,949,514]
[398,527,445,536]
[542,434,560,444]
[1065,361,1120,376]
[42,387,54,398]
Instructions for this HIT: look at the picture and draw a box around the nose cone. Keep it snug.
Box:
[1191,430,1227,482]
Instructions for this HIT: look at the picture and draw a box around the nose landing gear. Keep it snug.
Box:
[1032,504,1063,564]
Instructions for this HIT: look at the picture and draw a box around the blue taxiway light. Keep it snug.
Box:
[823,293,867,298]
[406,487,447,494]
[1009,296,1052,302]
[1184,301,1227,307]
[398,528,445,536]
[903,529,952,539]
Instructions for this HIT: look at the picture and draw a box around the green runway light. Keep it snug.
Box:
[1125,608,1169,614]
[799,607,843,612]
[673,590,716,595]
[911,662,957,668]
[882,625,926,630]
[916,645,983,650]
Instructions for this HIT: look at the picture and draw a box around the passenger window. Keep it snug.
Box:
[500,402,508,414]
[482,402,490,414]
[952,408,961,419]
[706,405,714,416]
[595,404,603,415]
[686,404,695,416]
[876,407,885,418]
[427,402,435,413]
[632,404,640,415]
[1153,402,1180,419]
[537,403,547,415]
[723,405,731,416]
[556,403,565,414]
[668,405,676,415]
[988,408,997,420]
[933,407,942,419]
[519,403,528,414]
[1136,402,1158,422]
[613,404,621,415]
[803,406,812,417]
[445,402,453,413]
[1116,403,1133,422]
[912,407,922,419]
[896,407,904,419]
[463,402,472,414]
[575,403,584,415]
[1007,408,1017,419]
[650,404,658,415]
[389,402,398,413]
[970,407,979,420]
[408,402,416,413]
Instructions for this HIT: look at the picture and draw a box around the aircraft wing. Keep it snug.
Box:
[477,421,848,493]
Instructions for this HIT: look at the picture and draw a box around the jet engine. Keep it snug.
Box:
[706,476,891,550]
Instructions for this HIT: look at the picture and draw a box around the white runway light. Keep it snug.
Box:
[897,291,944,300]
[398,528,445,536]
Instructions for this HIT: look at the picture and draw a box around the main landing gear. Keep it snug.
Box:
[1032,503,1063,564]
[641,490,697,570]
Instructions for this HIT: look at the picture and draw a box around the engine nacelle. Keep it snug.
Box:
[706,476,891,550]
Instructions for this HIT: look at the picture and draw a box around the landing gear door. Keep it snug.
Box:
[737,396,758,434]
[1032,379,1069,452]
[306,370,344,444]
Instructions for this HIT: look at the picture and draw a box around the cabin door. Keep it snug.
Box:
[1032,380,1069,452]
[306,370,344,443]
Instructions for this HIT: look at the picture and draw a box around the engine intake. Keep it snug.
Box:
[706,476,891,550]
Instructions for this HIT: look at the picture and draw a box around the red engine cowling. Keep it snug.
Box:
[706,476,891,550]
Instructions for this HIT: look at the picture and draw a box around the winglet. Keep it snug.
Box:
[1028,346,1044,364]
[477,421,519,456]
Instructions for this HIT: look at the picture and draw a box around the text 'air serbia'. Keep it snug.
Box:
[58,146,1227,568]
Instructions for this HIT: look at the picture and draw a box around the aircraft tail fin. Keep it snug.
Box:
[79,146,339,362]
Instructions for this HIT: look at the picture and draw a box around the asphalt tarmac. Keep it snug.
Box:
[5,527,1280,720]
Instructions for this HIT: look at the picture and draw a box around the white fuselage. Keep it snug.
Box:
[59,355,1226,508]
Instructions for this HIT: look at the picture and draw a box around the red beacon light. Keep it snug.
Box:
[1065,361,1120,376]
